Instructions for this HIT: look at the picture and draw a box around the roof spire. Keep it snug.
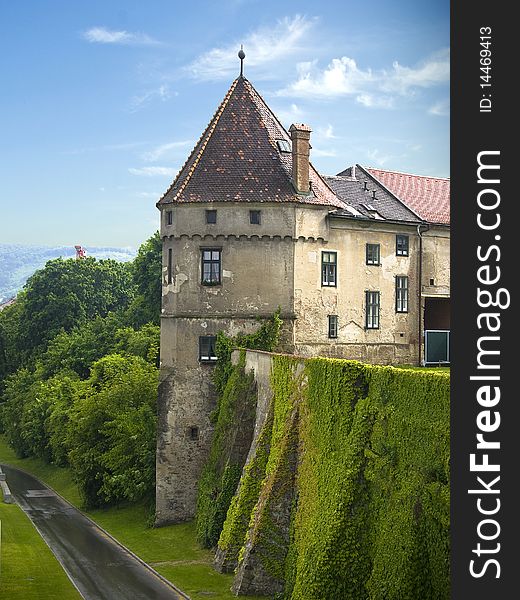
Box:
[238,45,245,78]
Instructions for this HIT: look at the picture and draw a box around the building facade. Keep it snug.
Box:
[155,75,450,524]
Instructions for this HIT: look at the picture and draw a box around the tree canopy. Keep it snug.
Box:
[0,232,162,508]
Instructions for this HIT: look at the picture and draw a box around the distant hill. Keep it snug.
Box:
[0,244,136,303]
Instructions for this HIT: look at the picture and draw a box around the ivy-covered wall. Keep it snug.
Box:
[211,351,449,599]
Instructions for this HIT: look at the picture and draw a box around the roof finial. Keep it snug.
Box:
[238,45,245,78]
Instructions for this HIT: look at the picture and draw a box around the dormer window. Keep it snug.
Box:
[276,139,291,153]
[206,210,217,224]
[250,210,261,225]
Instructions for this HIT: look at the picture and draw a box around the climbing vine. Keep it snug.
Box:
[213,355,450,599]
[196,310,283,549]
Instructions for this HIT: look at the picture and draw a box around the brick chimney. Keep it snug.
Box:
[289,124,312,194]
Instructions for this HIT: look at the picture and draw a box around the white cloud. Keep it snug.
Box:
[366,149,393,166]
[428,98,450,116]
[187,15,316,80]
[136,191,162,198]
[278,56,373,98]
[129,85,175,112]
[382,49,450,94]
[271,102,305,126]
[356,94,394,109]
[277,48,450,107]
[142,140,194,162]
[312,148,337,158]
[316,124,336,139]
[83,27,160,46]
[128,166,177,177]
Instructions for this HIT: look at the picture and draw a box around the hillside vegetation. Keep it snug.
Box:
[0,232,161,508]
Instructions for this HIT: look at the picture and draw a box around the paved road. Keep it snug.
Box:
[2,464,187,600]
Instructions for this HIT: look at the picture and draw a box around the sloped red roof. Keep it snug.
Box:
[366,167,450,225]
[158,77,345,209]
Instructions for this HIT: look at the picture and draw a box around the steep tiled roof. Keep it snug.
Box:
[363,167,450,225]
[323,173,421,224]
[158,77,345,209]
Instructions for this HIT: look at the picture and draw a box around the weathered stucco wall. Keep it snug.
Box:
[156,203,299,524]
[293,216,421,364]
[421,226,450,296]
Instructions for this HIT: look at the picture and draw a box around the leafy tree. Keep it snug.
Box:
[67,354,158,507]
[16,257,135,359]
[0,297,25,384]
[39,314,124,379]
[114,323,160,366]
[1,367,39,457]
[125,231,162,327]
[44,374,80,466]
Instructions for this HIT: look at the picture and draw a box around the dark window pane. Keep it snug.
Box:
[201,249,221,285]
[396,235,409,256]
[328,315,338,338]
[396,276,409,312]
[366,244,380,265]
[167,248,173,284]
[366,291,380,329]
[321,252,337,286]
[250,210,261,225]
[199,335,217,361]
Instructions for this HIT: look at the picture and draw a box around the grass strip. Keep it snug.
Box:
[0,436,262,600]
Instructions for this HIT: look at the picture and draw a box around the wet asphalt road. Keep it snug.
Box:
[2,464,186,600]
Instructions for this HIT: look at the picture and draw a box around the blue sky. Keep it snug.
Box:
[0,0,449,248]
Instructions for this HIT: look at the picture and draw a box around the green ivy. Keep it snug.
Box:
[217,401,274,571]
[212,308,282,398]
[213,355,449,599]
[196,310,283,549]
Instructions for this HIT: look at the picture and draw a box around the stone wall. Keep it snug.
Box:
[215,349,450,598]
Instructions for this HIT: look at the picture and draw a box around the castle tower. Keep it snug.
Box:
[155,72,346,525]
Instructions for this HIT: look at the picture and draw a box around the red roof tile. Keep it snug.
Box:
[158,77,345,209]
[366,167,450,225]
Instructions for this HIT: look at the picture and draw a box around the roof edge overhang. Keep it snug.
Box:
[327,212,426,229]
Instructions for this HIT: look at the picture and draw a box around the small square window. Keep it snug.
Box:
[189,426,199,441]
[166,210,173,225]
[395,276,409,313]
[199,336,217,362]
[321,252,337,287]
[328,315,338,339]
[366,291,380,329]
[201,248,221,285]
[366,243,380,266]
[250,210,261,225]
[396,235,409,256]
[206,210,217,224]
